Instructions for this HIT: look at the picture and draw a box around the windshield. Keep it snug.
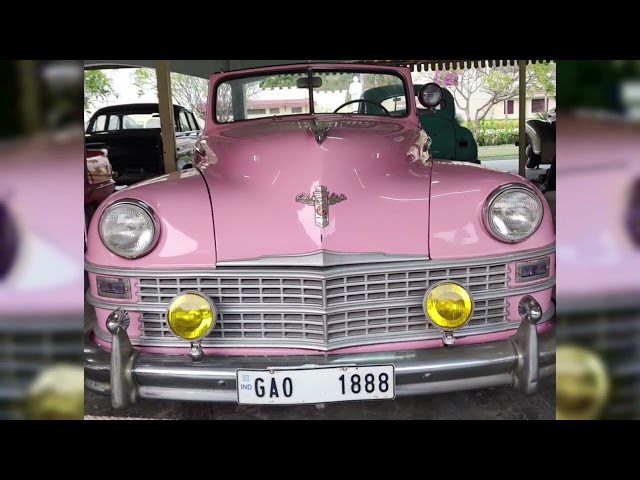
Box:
[215,69,408,124]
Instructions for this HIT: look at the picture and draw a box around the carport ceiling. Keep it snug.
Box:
[83,60,354,78]
[84,59,553,78]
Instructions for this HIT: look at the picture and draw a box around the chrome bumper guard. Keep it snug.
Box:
[84,305,556,408]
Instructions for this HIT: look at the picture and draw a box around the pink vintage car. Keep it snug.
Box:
[84,64,556,408]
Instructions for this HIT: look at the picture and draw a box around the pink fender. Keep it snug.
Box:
[429,161,556,259]
[85,168,217,269]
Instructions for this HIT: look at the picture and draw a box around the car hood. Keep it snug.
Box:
[198,117,434,263]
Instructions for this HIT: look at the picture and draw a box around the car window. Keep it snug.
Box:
[92,115,107,132]
[381,96,407,114]
[189,112,201,131]
[122,115,146,129]
[179,111,194,132]
[107,115,120,131]
[216,69,407,123]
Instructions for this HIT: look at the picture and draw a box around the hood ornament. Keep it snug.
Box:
[308,118,331,145]
[296,185,347,228]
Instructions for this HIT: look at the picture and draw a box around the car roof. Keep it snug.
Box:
[91,103,187,116]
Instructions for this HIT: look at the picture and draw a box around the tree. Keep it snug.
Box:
[84,70,115,112]
[430,62,557,134]
[132,68,209,117]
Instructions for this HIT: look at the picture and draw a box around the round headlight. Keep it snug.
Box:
[167,291,217,341]
[484,185,543,243]
[424,282,473,330]
[99,200,160,259]
[418,83,443,108]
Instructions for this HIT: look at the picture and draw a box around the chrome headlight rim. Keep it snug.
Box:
[423,280,475,331]
[483,183,544,244]
[98,198,161,260]
[167,290,218,341]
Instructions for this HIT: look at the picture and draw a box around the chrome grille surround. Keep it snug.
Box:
[86,246,556,351]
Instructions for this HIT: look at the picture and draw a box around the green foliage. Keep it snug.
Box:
[528,62,556,96]
[132,68,208,117]
[260,75,300,88]
[259,74,358,91]
[84,70,115,112]
[473,118,519,146]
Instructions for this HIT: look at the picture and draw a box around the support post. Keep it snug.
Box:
[154,60,177,174]
[518,60,527,177]
[17,60,40,135]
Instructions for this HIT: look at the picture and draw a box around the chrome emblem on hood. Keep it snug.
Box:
[296,186,347,228]
[308,118,332,145]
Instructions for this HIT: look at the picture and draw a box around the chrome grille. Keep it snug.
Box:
[137,264,509,306]
[134,261,515,350]
[0,326,82,420]
[558,310,640,420]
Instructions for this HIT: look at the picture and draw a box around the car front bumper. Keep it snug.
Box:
[84,307,556,408]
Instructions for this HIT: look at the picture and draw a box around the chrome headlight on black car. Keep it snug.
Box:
[99,199,160,259]
[484,184,544,243]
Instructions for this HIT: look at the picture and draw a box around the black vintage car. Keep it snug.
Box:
[85,103,201,186]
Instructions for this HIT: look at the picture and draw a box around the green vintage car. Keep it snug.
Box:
[360,83,480,164]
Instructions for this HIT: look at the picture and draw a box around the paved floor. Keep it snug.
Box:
[84,160,556,420]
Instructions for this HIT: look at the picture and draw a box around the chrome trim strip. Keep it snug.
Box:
[92,320,524,351]
[557,293,640,315]
[85,243,556,276]
[0,317,84,333]
[218,250,429,267]
[93,304,554,351]
[86,276,555,313]
[85,181,115,195]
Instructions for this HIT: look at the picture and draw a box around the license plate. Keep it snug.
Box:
[236,365,395,405]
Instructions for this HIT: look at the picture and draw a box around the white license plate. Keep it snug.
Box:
[236,365,395,405]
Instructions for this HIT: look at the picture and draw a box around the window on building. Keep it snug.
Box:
[504,100,514,115]
[269,108,280,114]
[291,106,303,113]
[532,98,546,113]
[247,108,267,115]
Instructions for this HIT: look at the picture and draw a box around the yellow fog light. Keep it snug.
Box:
[556,345,610,421]
[25,365,84,420]
[167,291,216,340]
[424,282,473,330]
